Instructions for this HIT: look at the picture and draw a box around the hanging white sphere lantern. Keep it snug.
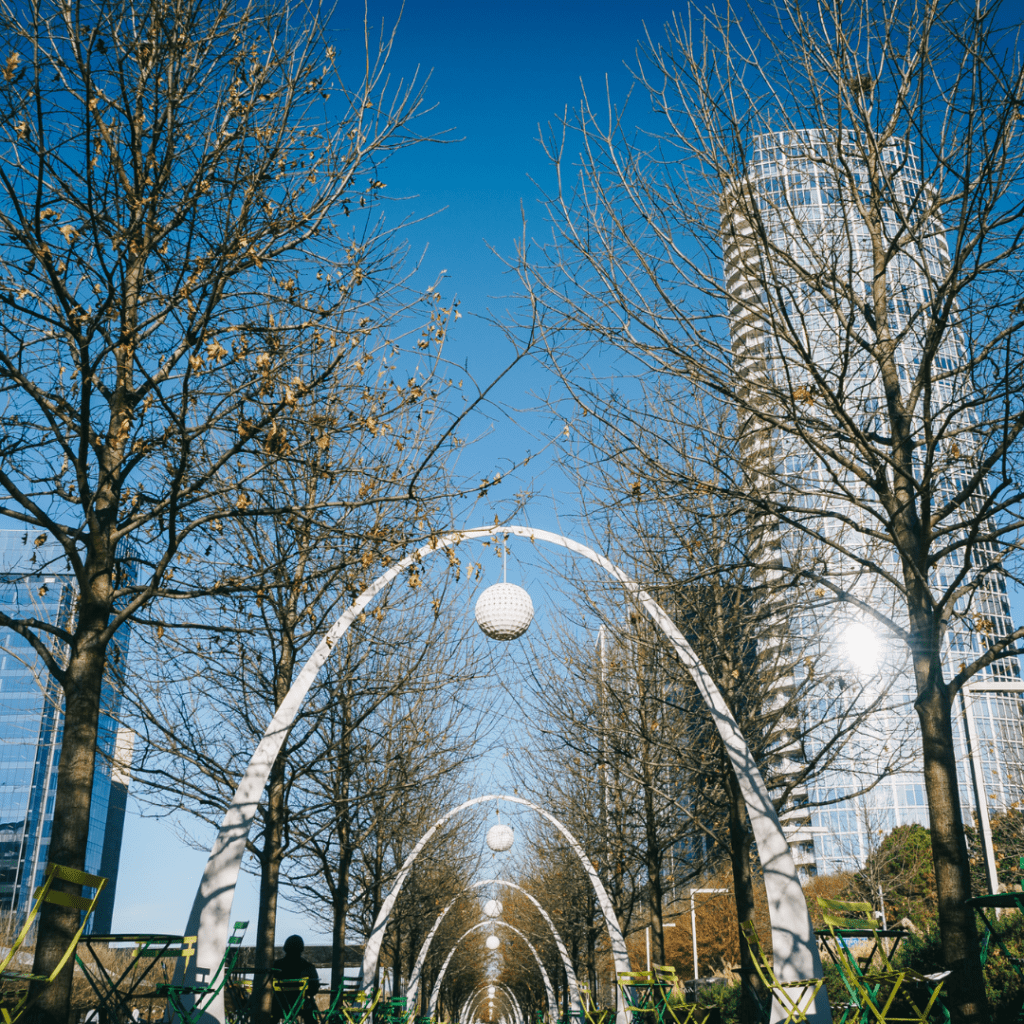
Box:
[485,935,501,950]
[483,899,503,918]
[475,583,534,641]
[486,823,514,852]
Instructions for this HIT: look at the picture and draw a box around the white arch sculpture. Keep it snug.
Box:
[180,524,828,1024]
[463,984,522,1024]
[406,878,579,1015]
[462,984,522,1024]
[361,796,612,1000]
[429,922,555,1021]
[464,995,509,1024]
[462,983,522,1024]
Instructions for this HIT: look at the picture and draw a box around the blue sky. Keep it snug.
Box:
[114,0,685,943]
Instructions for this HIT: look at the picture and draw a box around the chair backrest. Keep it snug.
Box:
[273,978,309,995]
[651,965,689,1010]
[615,972,659,1013]
[816,898,875,933]
[652,965,680,992]
[0,863,107,981]
[738,921,778,991]
[816,897,894,973]
[136,936,196,970]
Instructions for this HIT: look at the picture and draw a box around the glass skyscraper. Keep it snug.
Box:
[0,530,132,930]
[722,129,1024,879]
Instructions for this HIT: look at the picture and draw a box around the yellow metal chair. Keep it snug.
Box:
[336,986,381,1024]
[0,863,107,1024]
[616,972,663,1024]
[739,921,824,1024]
[818,898,948,1024]
[651,965,712,1024]
[576,983,610,1024]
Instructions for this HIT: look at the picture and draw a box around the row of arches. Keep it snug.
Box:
[405,878,580,1016]
[177,524,830,1024]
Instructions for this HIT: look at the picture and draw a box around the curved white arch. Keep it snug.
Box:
[361,796,617,1001]
[463,993,513,1024]
[428,921,555,1020]
[463,984,522,1024]
[181,524,827,1024]
[406,879,578,1015]
[483,984,524,1024]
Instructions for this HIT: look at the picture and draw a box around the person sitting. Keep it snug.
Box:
[273,935,321,1024]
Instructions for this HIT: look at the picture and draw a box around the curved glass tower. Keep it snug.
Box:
[722,129,1024,881]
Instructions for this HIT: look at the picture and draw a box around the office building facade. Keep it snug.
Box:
[0,530,132,929]
[722,129,1024,878]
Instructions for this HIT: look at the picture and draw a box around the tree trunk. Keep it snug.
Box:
[254,630,295,1024]
[641,765,665,967]
[916,676,989,1024]
[723,761,763,1024]
[254,748,288,1024]
[371,876,382,993]
[27,610,108,1024]
[331,847,354,997]
[586,915,597,999]
[392,922,402,998]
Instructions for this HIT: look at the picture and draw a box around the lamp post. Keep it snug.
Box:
[690,889,728,989]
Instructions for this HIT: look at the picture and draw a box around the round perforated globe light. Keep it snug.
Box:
[486,824,514,852]
[486,935,501,950]
[474,583,534,641]
[483,899,503,918]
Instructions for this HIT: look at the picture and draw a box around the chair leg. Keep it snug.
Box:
[743,983,769,1024]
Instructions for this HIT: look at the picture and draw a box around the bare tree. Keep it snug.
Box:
[124,283,473,1022]
[520,494,909,1022]
[281,621,485,996]
[517,3,1024,1019]
[0,0,468,1015]
[555,399,920,1020]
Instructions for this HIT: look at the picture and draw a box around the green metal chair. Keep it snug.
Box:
[384,995,412,1024]
[273,976,311,1024]
[818,898,948,1024]
[160,920,249,1024]
[739,921,824,1024]
[0,863,107,1024]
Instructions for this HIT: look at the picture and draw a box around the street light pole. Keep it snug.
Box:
[690,889,729,988]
